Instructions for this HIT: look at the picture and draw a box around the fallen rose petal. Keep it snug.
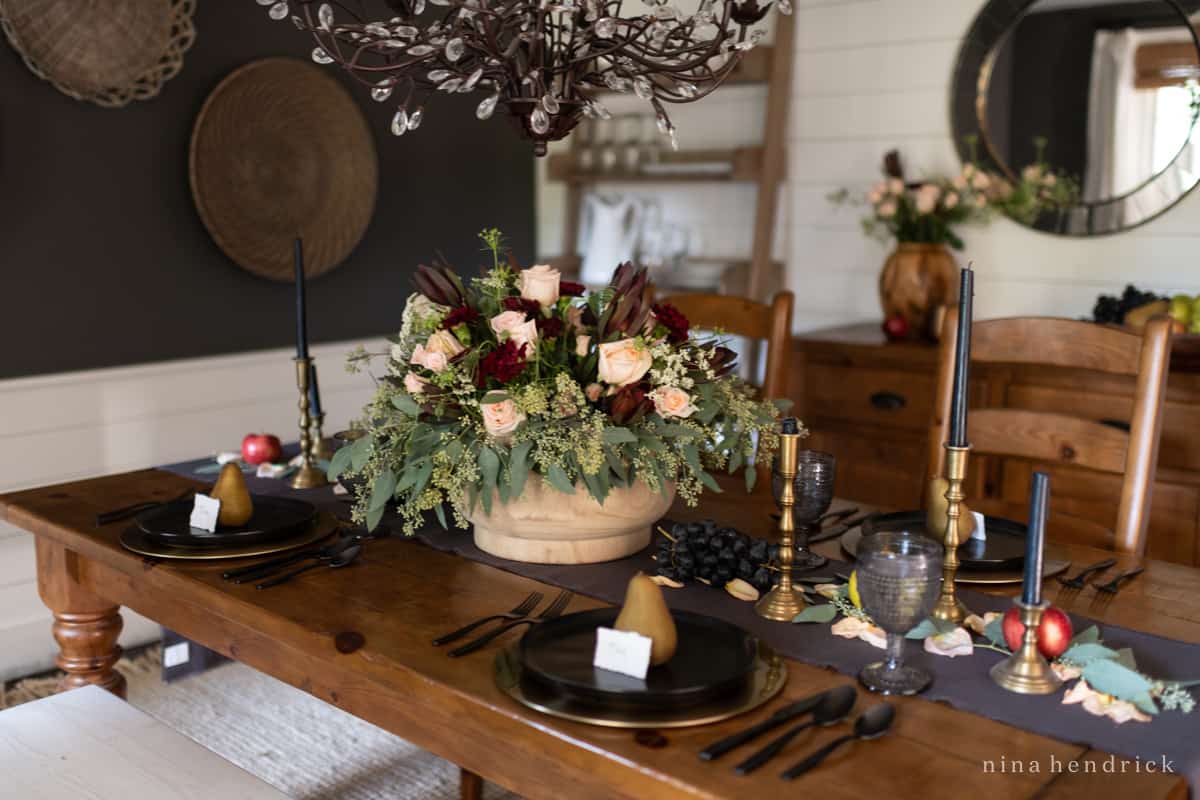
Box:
[964,611,1001,636]
[1104,701,1152,724]
[924,627,974,658]
[832,616,868,640]
[1063,680,1096,705]
[860,624,888,649]
[814,583,842,599]
[1051,662,1083,681]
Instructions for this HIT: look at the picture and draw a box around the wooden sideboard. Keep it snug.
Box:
[790,323,1200,566]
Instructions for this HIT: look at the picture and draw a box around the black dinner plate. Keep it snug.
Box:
[860,510,1027,570]
[517,608,758,712]
[135,496,318,549]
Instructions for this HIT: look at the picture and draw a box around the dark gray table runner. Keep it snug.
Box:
[165,457,1200,790]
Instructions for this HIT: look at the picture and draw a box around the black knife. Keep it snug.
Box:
[807,513,876,545]
[698,691,827,761]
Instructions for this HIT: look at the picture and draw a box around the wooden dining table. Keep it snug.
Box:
[1,468,1195,800]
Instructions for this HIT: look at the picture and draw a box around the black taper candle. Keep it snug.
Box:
[294,237,309,361]
[948,265,974,447]
[308,362,323,419]
[1023,471,1049,605]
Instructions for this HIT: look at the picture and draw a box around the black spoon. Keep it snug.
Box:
[733,685,856,775]
[780,704,895,781]
[255,544,362,589]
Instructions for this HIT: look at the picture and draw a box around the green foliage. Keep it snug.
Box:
[792,604,838,624]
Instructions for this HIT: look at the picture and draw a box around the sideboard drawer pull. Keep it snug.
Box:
[870,391,907,411]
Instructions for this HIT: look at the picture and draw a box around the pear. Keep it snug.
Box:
[210,463,254,527]
[925,476,976,541]
[613,573,677,666]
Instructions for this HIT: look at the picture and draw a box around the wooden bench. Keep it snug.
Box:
[0,685,288,799]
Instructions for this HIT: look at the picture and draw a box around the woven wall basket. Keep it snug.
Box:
[189,58,379,282]
[0,0,196,108]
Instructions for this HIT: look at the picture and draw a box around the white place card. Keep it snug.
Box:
[593,627,652,680]
[189,493,221,533]
[970,510,986,541]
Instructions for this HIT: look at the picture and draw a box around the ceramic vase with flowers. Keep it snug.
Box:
[330,230,789,565]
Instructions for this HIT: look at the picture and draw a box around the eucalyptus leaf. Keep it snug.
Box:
[392,393,421,416]
[412,460,434,498]
[792,604,838,624]
[1069,626,1101,646]
[906,618,957,640]
[1130,691,1159,716]
[602,427,638,445]
[1082,658,1154,705]
[728,442,744,475]
[369,469,397,511]
[366,502,385,532]
[546,463,576,494]
[983,616,1007,647]
[604,445,629,482]
[327,444,355,480]
[1060,642,1119,666]
[508,441,532,500]
[434,502,449,530]
[479,447,500,491]
[745,463,757,492]
[656,423,697,439]
[1115,647,1139,672]
[348,434,373,471]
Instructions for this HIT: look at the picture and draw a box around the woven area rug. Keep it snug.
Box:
[3,646,521,800]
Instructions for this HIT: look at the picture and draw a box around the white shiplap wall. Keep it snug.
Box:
[0,340,378,682]
[539,0,1200,330]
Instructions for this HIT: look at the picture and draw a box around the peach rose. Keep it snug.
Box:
[915,186,939,214]
[886,178,904,195]
[877,200,897,218]
[971,171,991,191]
[426,329,465,358]
[598,338,652,387]
[411,343,448,373]
[650,386,697,418]
[404,371,429,395]
[480,398,525,439]
[519,264,561,307]
[866,189,883,204]
[490,311,539,353]
[585,383,603,402]
[944,192,959,209]
[575,334,591,357]
[952,174,968,191]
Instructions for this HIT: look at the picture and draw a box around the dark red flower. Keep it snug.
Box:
[537,316,564,338]
[442,305,480,329]
[651,302,689,343]
[477,340,528,385]
[559,280,586,297]
[502,296,542,316]
[609,385,653,425]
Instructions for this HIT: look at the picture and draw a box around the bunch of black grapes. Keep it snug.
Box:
[653,519,779,594]
[1093,285,1162,324]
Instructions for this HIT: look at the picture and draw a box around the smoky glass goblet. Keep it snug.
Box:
[856,531,943,695]
[772,450,835,570]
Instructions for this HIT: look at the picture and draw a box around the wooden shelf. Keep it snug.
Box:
[547,146,764,184]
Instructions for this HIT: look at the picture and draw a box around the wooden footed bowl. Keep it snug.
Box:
[467,479,676,565]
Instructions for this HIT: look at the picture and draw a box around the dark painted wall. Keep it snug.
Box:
[0,2,534,379]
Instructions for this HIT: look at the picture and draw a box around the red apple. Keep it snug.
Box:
[1002,605,1073,659]
[241,433,282,465]
[881,315,910,341]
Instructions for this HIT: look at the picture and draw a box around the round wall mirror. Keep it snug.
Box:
[951,0,1200,235]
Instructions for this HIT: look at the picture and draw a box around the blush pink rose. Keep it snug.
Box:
[410,343,448,373]
[403,371,429,395]
[480,398,525,439]
[585,383,603,402]
[575,334,591,357]
[650,386,697,418]
[519,264,561,307]
[490,311,539,353]
[426,329,465,357]
[597,338,652,387]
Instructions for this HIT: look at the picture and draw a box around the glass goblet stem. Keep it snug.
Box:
[883,632,904,672]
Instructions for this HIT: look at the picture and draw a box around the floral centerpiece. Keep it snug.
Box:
[331,230,789,564]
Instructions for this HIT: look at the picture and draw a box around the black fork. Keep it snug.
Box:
[449,590,573,657]
[432,591,545,646]
[1057,558,1116,590]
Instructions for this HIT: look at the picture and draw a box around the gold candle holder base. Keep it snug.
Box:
[758,421,804,623]
[290,357,329,491]
[931,443,971,625]
[990,600,1063,695]
[310,412,334,461]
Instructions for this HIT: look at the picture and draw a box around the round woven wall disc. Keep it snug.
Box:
[189,57,379,282]
[0,0,196,107]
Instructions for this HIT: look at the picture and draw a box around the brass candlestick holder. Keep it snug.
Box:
[310,412,334,461]
[990,600,1063,694]
[291,357,329,490]
[931,443,971,624]
[756,423,806,622]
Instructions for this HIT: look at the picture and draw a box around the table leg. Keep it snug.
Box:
[459,768,483,800]
[35,539,126,698]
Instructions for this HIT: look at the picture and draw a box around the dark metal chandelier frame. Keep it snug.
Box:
[252,0,787,154]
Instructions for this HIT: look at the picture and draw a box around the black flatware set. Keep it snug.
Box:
[432,590,575,657]
[699,685,893,780]
[1056,558,1143,596]
[219,528,378,588]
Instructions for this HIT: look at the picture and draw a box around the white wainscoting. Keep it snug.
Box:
[0,340,379,682]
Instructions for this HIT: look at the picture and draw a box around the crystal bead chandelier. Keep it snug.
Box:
[253,0,788,155]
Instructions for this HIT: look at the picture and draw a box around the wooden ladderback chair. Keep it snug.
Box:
[652,291,795,402]
[928,310,1172,555]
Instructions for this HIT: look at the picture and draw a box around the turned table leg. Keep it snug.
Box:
[460,768,483,800]
[36,539,126,698]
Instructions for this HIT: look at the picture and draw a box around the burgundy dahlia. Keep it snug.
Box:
[502,296,542,316]
[559,280,586,297]
[477,340,528,385]
[651,302,689,343]
[537,316,565,339]
[442,305,480,329]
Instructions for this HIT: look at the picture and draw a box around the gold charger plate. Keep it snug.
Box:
[120,513,335,560]
[839,528,1069,585]
[494,640,786,729]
